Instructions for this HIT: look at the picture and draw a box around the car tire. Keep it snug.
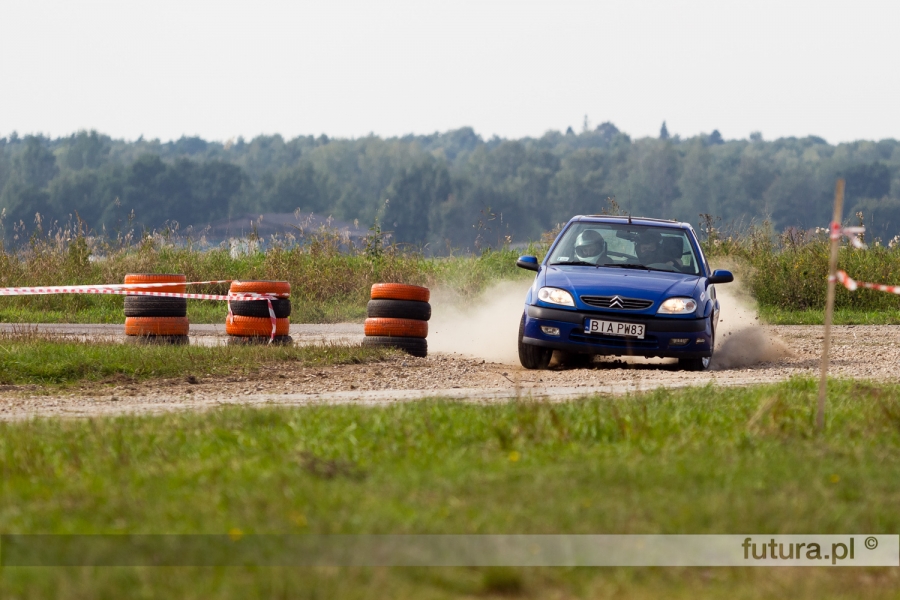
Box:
[679,356,710,371]
[124,273,187,293]
[125,335,190,346]
[125,316,190,336]
[555,351,593,368]
[124,296,188,317]
[364,318,428,338]
[370,283,430,302]
[227,335,294,346]
[229,298,292,319]
[362,335,427,358]
[230,280,291,296]
[225,314,291,337]
[366,299,431,321]
[518,313,552,370]
[678,323,714,371]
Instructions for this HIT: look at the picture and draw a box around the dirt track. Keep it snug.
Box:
[1,323,899,421]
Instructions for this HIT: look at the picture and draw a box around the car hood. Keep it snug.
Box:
[542,266,700,302]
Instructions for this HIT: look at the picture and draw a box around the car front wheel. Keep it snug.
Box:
[518,313,552,370]
[678,323,714,371]
[555,351,593,368]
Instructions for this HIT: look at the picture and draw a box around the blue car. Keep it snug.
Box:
[516,215,733,371]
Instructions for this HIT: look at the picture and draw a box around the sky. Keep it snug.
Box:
[2,0,899,144]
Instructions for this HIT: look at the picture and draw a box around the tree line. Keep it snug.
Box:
[1,125,898,249]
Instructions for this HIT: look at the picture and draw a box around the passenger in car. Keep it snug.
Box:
[659,236,685,267]
[635,230,683,268]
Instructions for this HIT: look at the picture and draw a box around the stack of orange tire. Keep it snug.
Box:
[226,280,292,344]
[362,283,430,358]
[123,274,189,344]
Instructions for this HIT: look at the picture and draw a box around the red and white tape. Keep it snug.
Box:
[0,279,233,297]
[0,280,287,342]
[832,270,900,294]
[830,222,866,249]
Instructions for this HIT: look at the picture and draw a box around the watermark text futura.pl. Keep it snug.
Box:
[742,537,861,564]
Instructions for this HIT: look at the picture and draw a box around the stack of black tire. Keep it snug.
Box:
[226,280,293,345]
[362,283,430,358]
[123,273,189,345]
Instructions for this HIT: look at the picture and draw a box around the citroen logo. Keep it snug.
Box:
[609,295,624,309]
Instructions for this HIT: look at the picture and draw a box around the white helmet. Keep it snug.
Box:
[574,229,607,260]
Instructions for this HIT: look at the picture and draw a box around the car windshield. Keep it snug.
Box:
[547,222,701,275]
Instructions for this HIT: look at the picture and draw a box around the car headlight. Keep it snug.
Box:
[537,287,575,306]
[657,297,697,314]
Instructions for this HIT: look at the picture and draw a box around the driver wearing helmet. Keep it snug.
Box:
[574,229,608,264]
[635,230,681,267]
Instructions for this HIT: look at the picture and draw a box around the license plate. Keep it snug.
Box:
[584,319,645,339]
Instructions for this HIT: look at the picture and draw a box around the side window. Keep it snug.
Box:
[679,237,693,268]
[696,239,711,274]
[685,227,707,274]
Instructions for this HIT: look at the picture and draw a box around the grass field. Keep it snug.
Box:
[758,306,900,325]
[2,378,899,598]
[0,335,389,385]
[4,221,900,597]
[0,230,535,324]
[7,222,900,326]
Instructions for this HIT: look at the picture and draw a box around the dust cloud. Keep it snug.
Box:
[712,282,792,369]
[428,280,531,364]
[427,277,792,369]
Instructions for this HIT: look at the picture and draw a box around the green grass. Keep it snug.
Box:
[12,220,900,327]
[0,335,389,385]
[759,306,900,325]
[705,223,900,319]
[2,378,900,597]
[0,231,537,324]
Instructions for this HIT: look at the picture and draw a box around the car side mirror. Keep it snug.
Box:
[516,255,539,272]
[708,269,734,284]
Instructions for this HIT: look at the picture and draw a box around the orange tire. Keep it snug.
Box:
[125,316,190,336]
[364,318,428,338]
[124,273,187,294]
[370,283,430,302]
[226,314,291,337]
[229,280,291,297]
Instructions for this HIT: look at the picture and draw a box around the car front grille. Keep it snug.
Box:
[580,295,654,310]
[569,331,659,349]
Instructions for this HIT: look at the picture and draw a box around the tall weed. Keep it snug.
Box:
[0,218,538,323]
[701,217,900,312]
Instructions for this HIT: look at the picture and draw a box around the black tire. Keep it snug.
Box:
[227,335,294,346]
[124,296,188,317]
[518,313,552,370]
[229,298,292,318]
[678,355,712,371]
[366,299,431,321]
[125,335,190,346]
[555,351,593,368]
[679,323,714,371]
[362,335,427,358]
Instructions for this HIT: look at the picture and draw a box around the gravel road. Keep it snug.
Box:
[1,322,898,421]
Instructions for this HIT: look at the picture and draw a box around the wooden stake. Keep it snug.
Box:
[817,179,845,432]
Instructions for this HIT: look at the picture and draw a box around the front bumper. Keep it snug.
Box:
[522,305,712,358]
